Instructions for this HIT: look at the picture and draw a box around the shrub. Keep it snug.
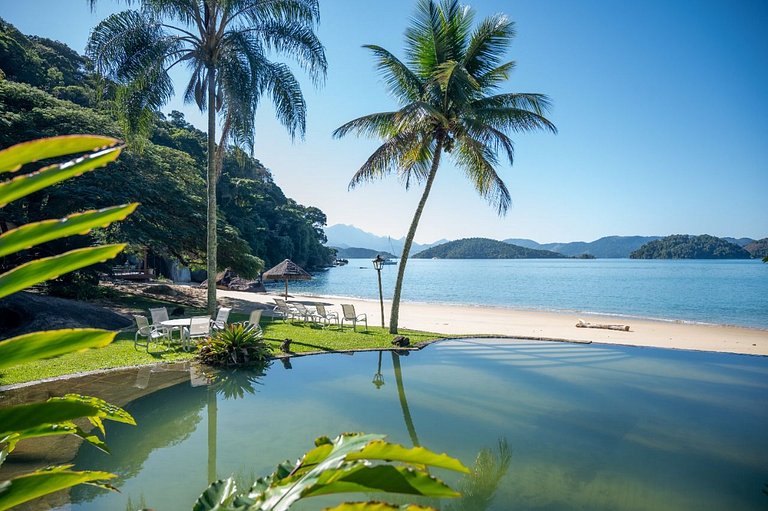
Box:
[197,323,272,367]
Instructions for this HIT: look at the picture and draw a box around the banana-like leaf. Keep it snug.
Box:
[0,146,122,207]
[0,329,115,370]
[0,465,116,511]
[0,401,102,438]
[6,422,110,454]
[323,502,438,511]
[0,204,138,258]
[0,244,125,300]
[304,465,460,498]
[50,394,136,426]
[346,441,469,473]
[0,135,120,173]
[192,477,238,511]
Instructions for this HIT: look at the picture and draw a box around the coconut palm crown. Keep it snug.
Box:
[86,0,327,314]
[334,0,557,333]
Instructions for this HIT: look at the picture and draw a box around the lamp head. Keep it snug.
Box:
[372,254,384,271]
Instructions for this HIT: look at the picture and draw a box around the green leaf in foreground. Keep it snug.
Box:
[0,145,122,207]
[0,329,116,370]
[347,441,469,473]
[323,502,437,511]
[0,466,116,511]
[192,477,238,511]
[0,400,101,438]
[0,244,126,300]
[0,135,119,173]
[0,204,138,258]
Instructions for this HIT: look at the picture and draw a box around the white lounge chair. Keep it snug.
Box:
[273,298,298,321]
[314,304,339,327]
[211,307,232,331]
[133,314,170,351]
[244,309,264,337]
[183,315,211,351]
[341,304,367,331]
[292,303,320,323]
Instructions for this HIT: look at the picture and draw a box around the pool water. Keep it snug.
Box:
[4,339,768,510]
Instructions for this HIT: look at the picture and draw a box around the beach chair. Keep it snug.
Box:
[133,314,170,351]
[314,303,339,327]
[211,307,232,331]
[244,309,264,337]
[183,315,211,351]
[292,303,320,323]
[341,304,368,331]
[273,298,298,321]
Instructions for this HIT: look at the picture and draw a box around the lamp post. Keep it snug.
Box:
[372,254,385,328]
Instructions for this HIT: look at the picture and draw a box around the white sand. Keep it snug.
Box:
[219,290,768,356]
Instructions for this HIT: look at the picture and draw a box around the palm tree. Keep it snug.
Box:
[87,0,327,314]
[334,0,556,333]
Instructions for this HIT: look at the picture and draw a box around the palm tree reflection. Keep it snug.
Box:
[204,367,268,483]
[391,352,420,447]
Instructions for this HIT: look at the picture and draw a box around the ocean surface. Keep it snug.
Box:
[264,259,768,329]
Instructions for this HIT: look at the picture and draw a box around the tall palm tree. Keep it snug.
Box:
[87,0,327,314]
[334,0,556,333]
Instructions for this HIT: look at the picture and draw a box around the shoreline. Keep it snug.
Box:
[220,289,768,357]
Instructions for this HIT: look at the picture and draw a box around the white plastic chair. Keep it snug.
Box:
[244,309,264,337]
[183,315,211,351]
[292,303,320,323]
[272,298,298,321]
[341,304,368,331]
[134,315,169,351]
[211,307,232,331]
[314,304,339,327]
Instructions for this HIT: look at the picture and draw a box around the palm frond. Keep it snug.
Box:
[333,112,400,139]
[348,130,425,189]
[463,14,515,78]
[246,19,327,85]
[363,45,424,104]
[453,135,511,215]
[475,60,516,91]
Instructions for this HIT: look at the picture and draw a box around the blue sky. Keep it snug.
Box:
[2,0,766,243]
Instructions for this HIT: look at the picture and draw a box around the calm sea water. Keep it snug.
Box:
[266,259,768,329]
[6,339,764,510]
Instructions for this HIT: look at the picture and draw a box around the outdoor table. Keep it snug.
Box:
[161,318,192,351]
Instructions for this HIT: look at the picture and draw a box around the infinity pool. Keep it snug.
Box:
[2,339,768,510]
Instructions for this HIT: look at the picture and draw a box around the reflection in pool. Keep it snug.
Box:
[3,338,768,510]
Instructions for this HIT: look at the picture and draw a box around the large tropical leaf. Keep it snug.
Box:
[0,466,115,511]
[0,146,122,207]
[324,503,437,511]
[0,401,102,438]
[0,329,116,370]
[0,204,138,258]
[0,135,119,173]
[192,477,238,511]
[0,244,126,300]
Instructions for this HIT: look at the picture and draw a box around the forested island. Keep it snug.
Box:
[413,238,566,259]
[0,19,334,296]
[629,235,752,259]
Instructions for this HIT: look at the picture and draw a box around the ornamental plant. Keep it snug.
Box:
[0,135,137,510]
[198,323,272,367]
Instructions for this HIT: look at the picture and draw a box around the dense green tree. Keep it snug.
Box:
[630,234,752,259]
[86,0,327,314]
[334,0,556,332]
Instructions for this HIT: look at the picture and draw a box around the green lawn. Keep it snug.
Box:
[0,308,444,386]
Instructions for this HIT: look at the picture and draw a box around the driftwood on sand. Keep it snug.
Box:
[576,319,630,332]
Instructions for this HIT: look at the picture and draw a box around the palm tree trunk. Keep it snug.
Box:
[207,386,218,483]
[389,138,443,334]
[206,64,218,316]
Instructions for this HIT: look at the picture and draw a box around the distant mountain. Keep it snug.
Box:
[325,224,447,255]
[502,235,661,258]
[722,237,755,247]
[630,235,751,259]
[332,247,396,259]
[744,238,768,258]
[413,238,566,259]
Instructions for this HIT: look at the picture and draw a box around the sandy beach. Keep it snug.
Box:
[219,290,768,357]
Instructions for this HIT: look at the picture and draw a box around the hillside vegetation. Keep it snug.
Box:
[0,18,334,290]
[630,235,752,259]
[413,238,566,259]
